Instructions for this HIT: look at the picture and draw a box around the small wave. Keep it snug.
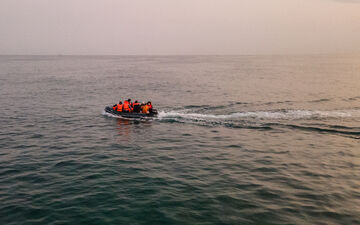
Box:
[280,124,360,137]
[184,104,211,109]
[345,96,360,101]
[158,109,360,121]
[309,98,331,103]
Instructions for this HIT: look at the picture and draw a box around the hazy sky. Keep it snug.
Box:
[0,0,359,55]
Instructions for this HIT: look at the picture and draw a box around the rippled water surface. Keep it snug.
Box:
[1,55,360,225]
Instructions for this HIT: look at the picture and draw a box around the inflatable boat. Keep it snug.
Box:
[104,106,158,119]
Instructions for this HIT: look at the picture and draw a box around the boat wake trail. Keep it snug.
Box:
[157,109,360,138]
[102,108,360,138]
[158,109,360,121]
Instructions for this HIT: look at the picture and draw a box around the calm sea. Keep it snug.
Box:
[0,55,359,225]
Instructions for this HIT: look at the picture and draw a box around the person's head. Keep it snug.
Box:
[119,101,122,104]
[128,99,131,102]
[147,101,151,105]
[135,100,138,103]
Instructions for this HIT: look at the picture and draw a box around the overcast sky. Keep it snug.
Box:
[0,0,359,55]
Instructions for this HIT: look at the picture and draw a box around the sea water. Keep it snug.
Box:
[0,55,359,224]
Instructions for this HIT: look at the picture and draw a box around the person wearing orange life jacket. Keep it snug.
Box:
[147,101,153,113]
[129,99,134,112]
[112,101,122,111]
[140,102,145,112]
[116,101,123,112]
[141,102,149,114]
[122,99,132,112]
[132,100,141,113]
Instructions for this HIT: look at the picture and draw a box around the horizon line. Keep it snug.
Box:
[1,52,359,57]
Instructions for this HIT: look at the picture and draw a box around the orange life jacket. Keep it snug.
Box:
[113,105,117,110]
[142,105,149,114]
[117,104,123,112]
[123,101,131,112]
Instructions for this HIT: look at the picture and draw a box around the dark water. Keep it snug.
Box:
[1,55,359,225]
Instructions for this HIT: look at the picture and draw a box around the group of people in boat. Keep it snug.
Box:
[112,99,153,114]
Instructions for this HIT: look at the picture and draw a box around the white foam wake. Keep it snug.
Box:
[102,110,122,118]
[158,109,360,120]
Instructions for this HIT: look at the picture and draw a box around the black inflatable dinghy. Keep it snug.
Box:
[104,106,158,119]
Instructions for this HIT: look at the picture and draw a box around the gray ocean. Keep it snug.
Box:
[0,55,359,225]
